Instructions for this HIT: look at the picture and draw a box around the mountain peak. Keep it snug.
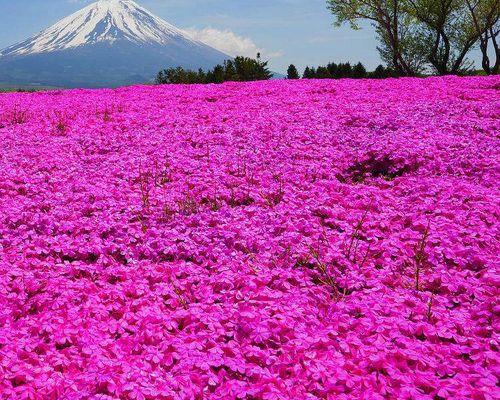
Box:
[1,0,199,56]
[0,0,229,88]
[91,0,141,10]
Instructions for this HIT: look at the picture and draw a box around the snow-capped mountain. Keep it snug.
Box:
[2,0,201,56]
[0,0,229,88]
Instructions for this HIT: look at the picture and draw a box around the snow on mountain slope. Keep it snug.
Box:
[2,0,204,56]
[0,0,232,87]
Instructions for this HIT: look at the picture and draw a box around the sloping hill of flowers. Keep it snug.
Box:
[0,77,498,399]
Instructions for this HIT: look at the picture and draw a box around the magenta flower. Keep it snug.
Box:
[0,76,498,399]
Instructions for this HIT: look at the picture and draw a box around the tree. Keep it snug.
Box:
[373,64,387,78]
[352,62,368,78]
[401,0,500,75]
[156,69,168,84]
[212,64,225,83]
[197,68,206,83]
[464,0,499,74]
[303,66,314,78]
[327,0,423,76]
[300,61,394,80]
[402,0,478,74]
[232,54,273,81]
[224,60,237,81]
[327,62,339,78]
[375,8,429,74]
[287,64,300,79]
[337,62,353,78]
[316,66,331,78]
[155,67,201,84]
[156,54,273,85]
[327,0,497,75]
[370,64,392,78]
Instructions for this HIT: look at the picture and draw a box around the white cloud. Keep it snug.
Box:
[63,3,283,60]
[266,50,285,58]
[183,27,281,60]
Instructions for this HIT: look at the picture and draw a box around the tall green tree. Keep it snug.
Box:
[371,64,387,78]
[224,60,237,81]
[233,54,273,81]
[316,66,331,78]
[156,54,273,85]
[369,64,396,78]
[352,62,368,78]
[212,64,225,83]
[156,67,205,84]
[327,62,339,77]
[403,0,480,74]
[327,0,423,76]
[464,0,499,74]
[337,62,353,78]
[287,64,300,79]
[303,66,314,78]
[327,0,497,75]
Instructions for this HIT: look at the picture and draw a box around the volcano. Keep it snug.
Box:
[0,0,230,88]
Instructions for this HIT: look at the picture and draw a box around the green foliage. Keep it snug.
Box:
[224,60,237,81]
[156,67,204,84]
[0,87,47,93]
[327,0,425,76]
[463,0,499,74]
[402,0,477,74]
[302,61,387,79]
[302,66,315,79]
[337,62,353,78]
[352,62,368,78]
[156,54,273,85]
[316,66,331,78]
[287,64,300,79]
[369,65,398,79]
[233,53,273,81]
[326,0,500,76]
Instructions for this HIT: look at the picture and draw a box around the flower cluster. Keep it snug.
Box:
[0,77,498,399]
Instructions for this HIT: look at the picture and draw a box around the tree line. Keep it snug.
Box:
[288,62,397,79]
[156,54,272,84]
[327,0,499,76]
[156,55,398,85]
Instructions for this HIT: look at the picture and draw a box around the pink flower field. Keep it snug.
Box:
[0,77,499,399]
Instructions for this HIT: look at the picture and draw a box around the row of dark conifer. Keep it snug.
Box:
[287,62,396,80]
[156,54,397,84]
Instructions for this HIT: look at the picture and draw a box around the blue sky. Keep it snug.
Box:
[0,0,482,74]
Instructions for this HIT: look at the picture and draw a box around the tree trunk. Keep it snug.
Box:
[465,0,495,75]
[451,39,477,74]
[441,30,451,74]
[381,19,412,76]
[490,28,500,74]
[428,28,452,75]
[480,39,491,74]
